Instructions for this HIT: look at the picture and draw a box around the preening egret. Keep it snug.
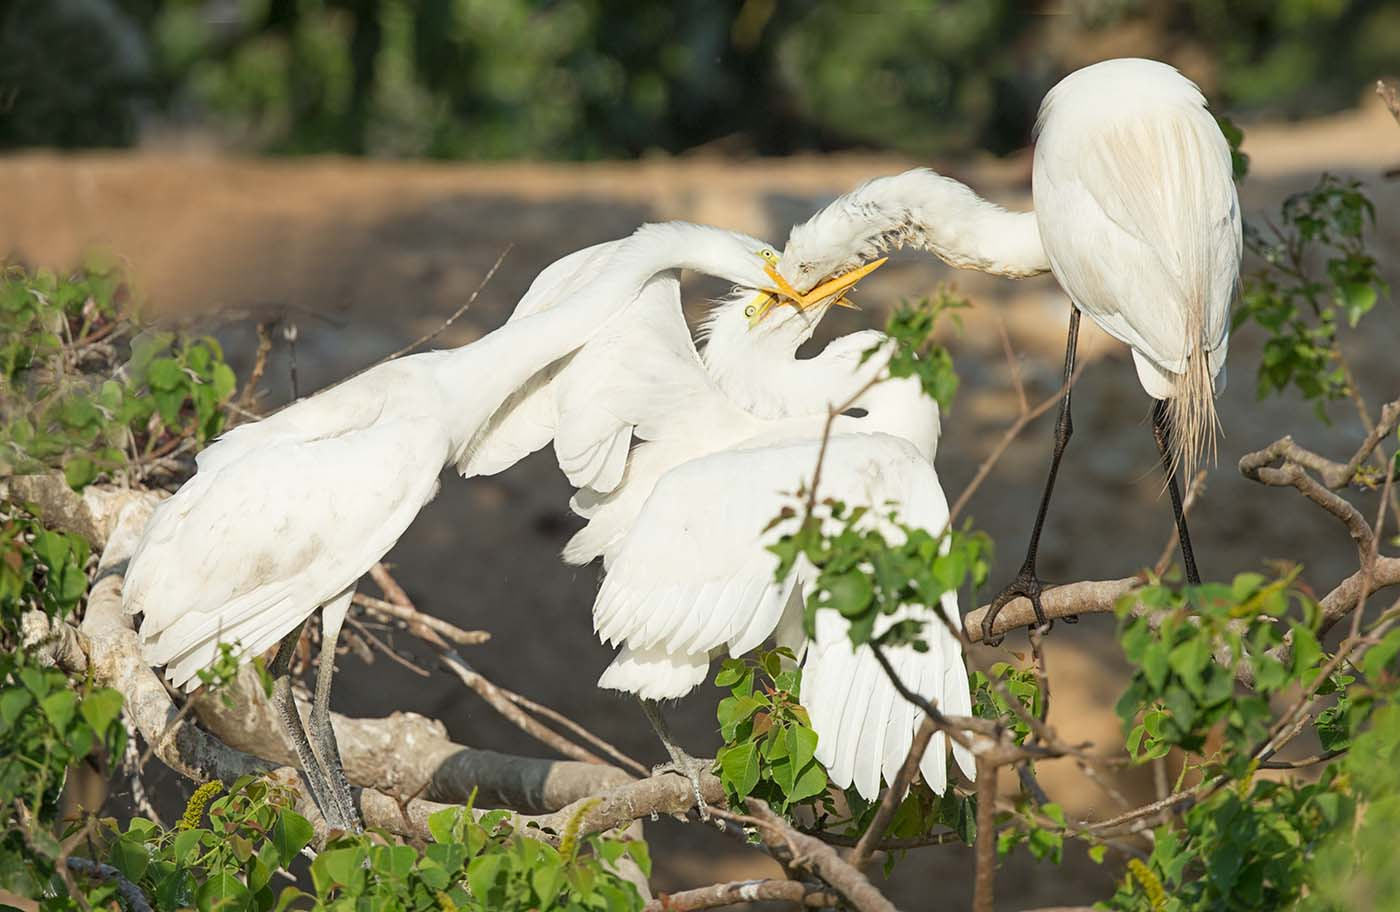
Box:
[122,221,793,830]
[469,227,975,805]
[778,58,1241,641]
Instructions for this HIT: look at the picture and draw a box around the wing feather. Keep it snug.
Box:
[126,418,450,690]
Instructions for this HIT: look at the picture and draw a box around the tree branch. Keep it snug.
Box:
[965,577,1142,642]
[849,715,936,869]
[644,879,838,910]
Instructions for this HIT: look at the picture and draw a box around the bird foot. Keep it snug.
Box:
[651,753,714,823]
[981,565,1069,647]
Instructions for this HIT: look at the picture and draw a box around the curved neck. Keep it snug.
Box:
[700,298,842,418]
[784,168,1049,283]
[437,222,762,450]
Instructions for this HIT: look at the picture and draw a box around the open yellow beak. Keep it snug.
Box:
[747,257,887,328]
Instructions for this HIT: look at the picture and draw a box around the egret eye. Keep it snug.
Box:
[744,304,756,317]
[758,248,778,264]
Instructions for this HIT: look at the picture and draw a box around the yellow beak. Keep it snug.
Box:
[747,257,887,328]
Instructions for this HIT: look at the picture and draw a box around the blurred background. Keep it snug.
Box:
[4,1,1398,908]
[3,0,1400,157]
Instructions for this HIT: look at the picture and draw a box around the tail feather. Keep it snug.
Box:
[1164,298,1221,485]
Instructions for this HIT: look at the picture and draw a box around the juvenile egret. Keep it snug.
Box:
[469,225,974,805]
[122,221,793,830]
[779,58,1241,640]
[585,363,976,802]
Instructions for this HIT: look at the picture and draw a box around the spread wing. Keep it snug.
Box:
[592,431,973,797]
[461,245,739,493]
[1033,95,1240,380]
[125,417,450,690]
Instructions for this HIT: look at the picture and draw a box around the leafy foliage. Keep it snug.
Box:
[79,783,650,912]
[1235,176,1388,416]
[878,287,969,412]
[1,502,91,627]
[712,648,828,813]
[0,259,240,488]
[1115,571,1323,774]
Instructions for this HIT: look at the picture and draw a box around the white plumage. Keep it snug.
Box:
[468,224,975,799]
[778,57,1240,482]
[122,220,787,828]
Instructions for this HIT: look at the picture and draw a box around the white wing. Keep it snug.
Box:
[461,247,728,493]
[125,416,450,690]
[592,431,973,797]
[1033,66,1239,393]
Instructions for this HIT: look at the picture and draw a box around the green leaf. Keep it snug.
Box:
[718,741,761,798]
[466,854,504,905]
[79,688,123,736]
[147,357,184,391]
[269,810,314,867]
[197,871,252,912]
[39,689,78,732]
[109,837,150,882]
[63,456,97,490]
[826,569,873,619]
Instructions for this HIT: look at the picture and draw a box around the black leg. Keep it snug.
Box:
[270,620,338,822]
[982,306,1081,646]
[1151,399,1201,585]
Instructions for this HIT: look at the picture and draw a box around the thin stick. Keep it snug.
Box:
[351,592,489,648]
[374,246,513,366]
[499,690,649,778]
[1153,470,1207,577]
[439,651,612,768]
[849,715,936,869]
[973,757,997,912]
[948,363,1084,523]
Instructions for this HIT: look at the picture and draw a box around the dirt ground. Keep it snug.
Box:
[5,94,1398,909]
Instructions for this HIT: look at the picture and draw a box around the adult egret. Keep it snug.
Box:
[778,58,1240,641]
[468,227,975,805]
[122,221,794,830]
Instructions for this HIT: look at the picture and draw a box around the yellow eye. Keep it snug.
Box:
[744,304,756,317]
[758,248,778,264]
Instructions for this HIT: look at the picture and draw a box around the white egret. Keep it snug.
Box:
[122,221,794,830]
[468,226,975,805]
[777,58,1241,641]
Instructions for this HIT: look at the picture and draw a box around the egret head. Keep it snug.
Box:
[743,208,888,329]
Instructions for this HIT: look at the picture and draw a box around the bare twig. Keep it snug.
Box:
[373,247,512,367]
[965,577,1142,642]
[973,756,997,912]
[948,361,1084,523]
[351,592,489,649]
[1154,470,1207,577]
[440,651,614,768]
[743,799,897,912]
[849,715,936,869]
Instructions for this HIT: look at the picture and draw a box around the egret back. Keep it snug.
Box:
[126,416,451,690]
[1033,57,1241,479]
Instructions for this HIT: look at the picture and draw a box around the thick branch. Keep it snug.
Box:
[965,578,1141,642]
[192,666,632,813]
[743,800,896,912]
[65,857,153,912]
[645,879,838,910]
[523,769,725,837]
